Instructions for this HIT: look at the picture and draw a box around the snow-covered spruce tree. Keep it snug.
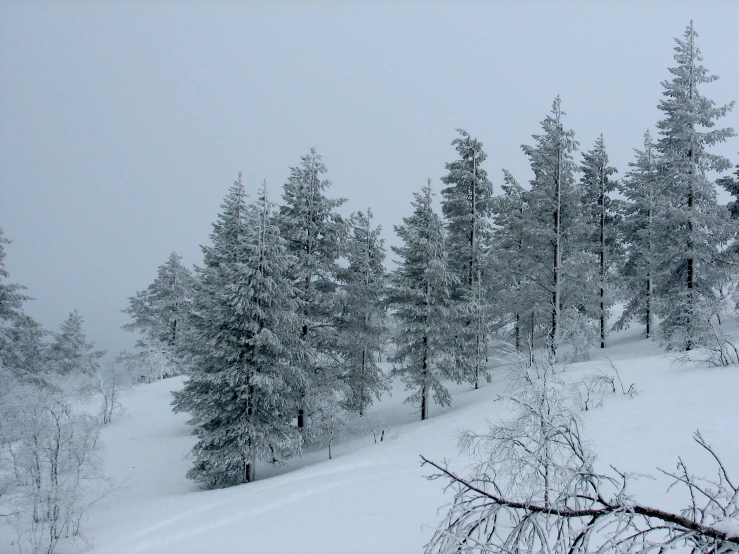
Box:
[46,310,106,378]
[0,227,48,385]
[0,228,50,448]
[0,227,29,343]
[122,251,195,379]
[653,22,736,351]
[520,97,582,358]
[491,171,541,361]
[336,208,389,416]
[0,312,47,384]
[172,177,303,486]
[615,131,661,338]
[440,130,495,388]
[388,180,458,421]
[579,135,619,348]
[278,148,348,432]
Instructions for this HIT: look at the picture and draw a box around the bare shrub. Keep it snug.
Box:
[4,387,112,554]
[97,362,135,425]
[423,350,734,554]
[423,430,738,553]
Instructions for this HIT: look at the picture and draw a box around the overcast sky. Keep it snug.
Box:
[1,0,738,357]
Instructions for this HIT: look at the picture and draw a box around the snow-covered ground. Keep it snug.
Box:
[5,322,738,554]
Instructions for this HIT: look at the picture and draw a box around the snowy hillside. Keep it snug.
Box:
[6,323,733,554]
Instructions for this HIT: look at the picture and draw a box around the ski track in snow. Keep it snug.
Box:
[2,315,733,554]
[97,467,416,554]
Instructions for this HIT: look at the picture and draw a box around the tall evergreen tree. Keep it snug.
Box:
[172,177,303,486]
[615,131,661,338]
[122,251,195,377]
[0,314,46,381]
[0,227,47,382]
[653,22,736,351]
[0,230,47,447]
[279,148,348,430]
[441,130,495,289]
[46,310,105,377]
[337,208,389,416]
[580,135,619,348]
[491,171,538,359]
[521,97,581,357]
[440,130,494,388]
[389,181,457,421]
[0,227,28,334]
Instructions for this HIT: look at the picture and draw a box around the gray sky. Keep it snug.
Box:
[1,0,738,357]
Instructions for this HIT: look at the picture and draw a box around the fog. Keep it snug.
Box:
[1,0,737,356]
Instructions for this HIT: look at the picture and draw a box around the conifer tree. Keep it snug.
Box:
[122,251,195,377]
[520,97,580,357]
[615,131,661,338]
[0,227,28,333]
[389,180,457,421]
[0,227,47,383]
[580,135,619,348]
[440,130,494,388]
[172,177,303,486]
[47,310,106,377]
[1,314,47,381]
[491,171,538,358]
[653,22,736,351]
[337,208,389,416]
[279,148,348,431]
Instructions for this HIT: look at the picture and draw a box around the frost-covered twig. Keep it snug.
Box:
[423,430,739,553]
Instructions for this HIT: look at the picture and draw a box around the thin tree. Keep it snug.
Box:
[440,130,494,388]
[615,131,660,338]
[580,135,618,348]
[388,180,457,421]
[337,208,389,416]
[521,97,580,357]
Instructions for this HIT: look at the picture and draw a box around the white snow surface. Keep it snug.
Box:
[4,322,738,554]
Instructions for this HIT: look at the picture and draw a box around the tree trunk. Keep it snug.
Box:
[686,168,694,351]
[646,274,652,339]
[359,347,366,417]
[646,200,653,339]
[686,46,695,352]
[297,400,305,429]
[551,152,561,358]
[421,335,428,421]
[298,322,309,429]
[244,455,256,483]
[528,311,535,367]
[600,164,606,349]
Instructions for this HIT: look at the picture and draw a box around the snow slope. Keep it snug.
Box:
[8,323,739,554]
